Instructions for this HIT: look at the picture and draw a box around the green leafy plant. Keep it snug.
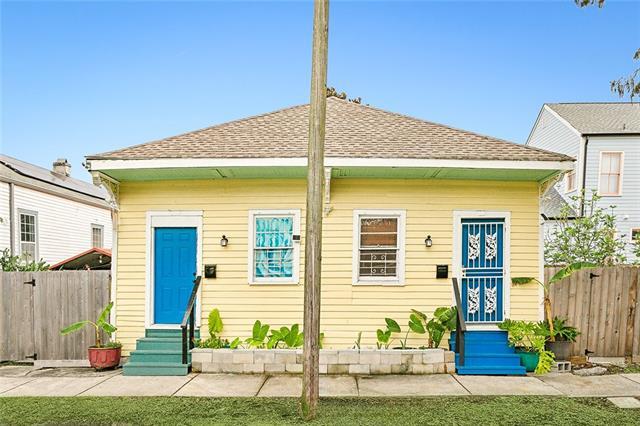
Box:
[544,192,627,266]
[512,261,596,340]
[267,324,304,349]
[498,319,555,374]
[60,302,117,348]
[537,317,580,342]
[408,307,457,348]
[197,309,230,349]
[245,320,270,348]
[376,318,400,349]
[229,337,242,349]
[0,248,49,271]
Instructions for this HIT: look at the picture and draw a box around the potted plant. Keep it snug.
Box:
[498,319,555,374]
[60,302,121,370]
[538,317,579,361]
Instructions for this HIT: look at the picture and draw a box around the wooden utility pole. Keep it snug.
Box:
[301,0,329,420]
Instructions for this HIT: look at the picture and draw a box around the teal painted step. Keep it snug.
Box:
[450,330,527,376]
[123,328,200,376]
[129,349,190,364]
[123,362,189,376]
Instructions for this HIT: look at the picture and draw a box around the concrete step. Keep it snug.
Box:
[123,361,189,376]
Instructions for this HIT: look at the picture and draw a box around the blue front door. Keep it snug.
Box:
[154,227,197,324]
[460,218,505,323]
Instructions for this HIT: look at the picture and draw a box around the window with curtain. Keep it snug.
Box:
[249,210,300,283]
[599,152,623,196]
[19,211,37,261]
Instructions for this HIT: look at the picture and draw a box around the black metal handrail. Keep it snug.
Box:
[452,277,467,366]
[181,276,202,366]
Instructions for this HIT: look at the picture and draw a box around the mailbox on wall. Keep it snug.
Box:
[204,264,217,279]
[436,265,448,279]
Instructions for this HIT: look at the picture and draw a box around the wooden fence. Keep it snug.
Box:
[547,265,639,359]
[0,271,110,361]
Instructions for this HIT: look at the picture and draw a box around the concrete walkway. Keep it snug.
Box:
[1,367,640,399]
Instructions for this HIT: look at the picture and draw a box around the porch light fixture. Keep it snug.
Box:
[425,235,433,248]
[220,235,229,247]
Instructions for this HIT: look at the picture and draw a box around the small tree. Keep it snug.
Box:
[0,249,49,271]
[60,302,117,348]
[513,262,596,341]
[545,192,627,266]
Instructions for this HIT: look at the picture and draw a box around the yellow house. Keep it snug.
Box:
[86,98,573,375]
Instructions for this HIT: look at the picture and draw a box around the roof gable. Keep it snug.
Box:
[89,98,571,163]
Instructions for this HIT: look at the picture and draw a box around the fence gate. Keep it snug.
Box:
[0,271,110,361]
[547,266,640,359]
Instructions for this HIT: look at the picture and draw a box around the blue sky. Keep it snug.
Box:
[2,0,639,180]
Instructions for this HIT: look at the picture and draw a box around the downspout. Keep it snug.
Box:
[8,182,15,255]
[580,136,589,216]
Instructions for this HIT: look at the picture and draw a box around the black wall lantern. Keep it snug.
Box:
[425,235,433,248]
[220,235,229,247]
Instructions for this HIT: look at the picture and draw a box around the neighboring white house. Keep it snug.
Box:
[527,102,640,262]
[0,155,113,265]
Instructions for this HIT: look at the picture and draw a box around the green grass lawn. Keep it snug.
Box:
[0,396,638,425]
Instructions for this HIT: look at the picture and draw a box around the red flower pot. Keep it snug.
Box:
[88,347,121,370]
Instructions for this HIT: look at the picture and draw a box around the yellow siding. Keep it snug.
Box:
[115,179,541,353]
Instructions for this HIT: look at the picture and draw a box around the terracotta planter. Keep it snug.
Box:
[88,346,121,370]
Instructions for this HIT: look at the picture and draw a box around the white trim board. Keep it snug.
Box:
[145,210,203,329]
[451,210,511,329]
[89,157,573,172]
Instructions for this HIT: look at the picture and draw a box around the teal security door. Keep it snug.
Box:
[460,219,505,323]
[153,227,197,324]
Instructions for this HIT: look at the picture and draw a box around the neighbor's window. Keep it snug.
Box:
[249,210,300,284]
[353,210,405,285]
[91,224,104,248]
[565,170,577,193]
[599,152,623,196]
[19,211,38,261]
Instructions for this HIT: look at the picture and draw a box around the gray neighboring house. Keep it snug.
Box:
[527,102,640,262]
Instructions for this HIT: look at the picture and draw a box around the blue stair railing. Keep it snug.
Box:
[181,276,202,367]
[452,277,467,367]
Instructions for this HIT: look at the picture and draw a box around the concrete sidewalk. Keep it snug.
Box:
[1,366,640,399]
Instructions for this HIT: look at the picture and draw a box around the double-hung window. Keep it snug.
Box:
[353,210,405,285]
[19,210,38,261]
[248,210,300,284]
[91,224,104,248]
[599,152,623,196]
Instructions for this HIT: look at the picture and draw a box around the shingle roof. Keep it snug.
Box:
[541,187,577,220]
[89,97,572,162]
[547,103,640,135]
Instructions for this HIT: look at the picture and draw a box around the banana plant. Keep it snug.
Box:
[512,261,596,341]
[60,302,116,348]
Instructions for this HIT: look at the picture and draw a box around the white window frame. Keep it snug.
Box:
[18,209,38,261]
[91,223,104,248]
[564,169,577,193]
[145,210,203,329]
[598,151,624,196]
[248,209,301,285]
[352,209,406,286]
